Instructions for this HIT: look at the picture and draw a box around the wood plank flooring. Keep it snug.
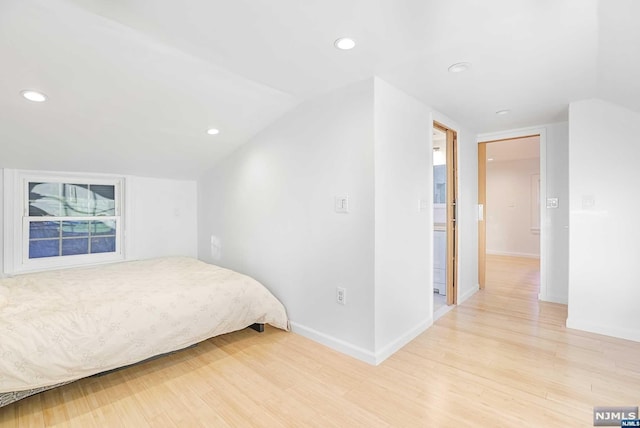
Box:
[2,255,640,427]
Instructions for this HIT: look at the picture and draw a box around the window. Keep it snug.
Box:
[4,170,125,273]
[27,182,119,258]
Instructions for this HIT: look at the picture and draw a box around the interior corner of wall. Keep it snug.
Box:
[538,292,568,305]
[458,284,479,305]
[289,321,377,365]
[373,317,432,365]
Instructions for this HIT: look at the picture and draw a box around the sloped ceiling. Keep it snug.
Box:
[0,0,636,179]
[597,0,640,114]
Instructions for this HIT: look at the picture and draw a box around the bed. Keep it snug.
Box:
[0,257,289,407]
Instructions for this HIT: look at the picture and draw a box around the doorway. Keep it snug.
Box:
[478,136,541,292]
[433,122,458,317]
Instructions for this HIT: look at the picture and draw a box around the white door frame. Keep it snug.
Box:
[477,126,549,302]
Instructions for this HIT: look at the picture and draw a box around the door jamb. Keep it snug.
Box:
[478,142,487,289]
[477,127,547,300]
[434,121,458,306]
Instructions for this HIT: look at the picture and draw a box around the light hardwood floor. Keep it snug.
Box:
[2,255,640,427]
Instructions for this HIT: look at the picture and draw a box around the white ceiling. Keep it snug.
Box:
[1,0,637,179]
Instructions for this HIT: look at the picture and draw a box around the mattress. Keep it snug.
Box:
[0,257,288,397]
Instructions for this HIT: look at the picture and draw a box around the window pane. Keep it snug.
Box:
[29,221,61,239]
[29,239,60,258]
[62,238,89,256]
[90,220,116,236]
[62,221,89,237]
[91,237,115,253]
[90,185,116,216]
[28,183,116,217]
[62,184,90,217]
[29,182,62,216]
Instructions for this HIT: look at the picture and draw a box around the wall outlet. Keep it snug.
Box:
[336,287,346,305]
[546,197,559,209]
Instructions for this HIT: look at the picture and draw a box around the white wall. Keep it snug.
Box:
[198,78,479,364]
[1,169,197,275]
[126,176,198,260]
[543,122,570,304]
[567,99,640,342]
[486,158,540,258]
[373,78,432,360]
[198,79,377,358]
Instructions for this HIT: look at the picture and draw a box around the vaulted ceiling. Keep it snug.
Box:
[1,0,637,179]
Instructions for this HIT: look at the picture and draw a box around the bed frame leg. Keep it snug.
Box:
[249,323,265,333]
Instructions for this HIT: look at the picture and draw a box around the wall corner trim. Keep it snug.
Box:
[290,317,436,366]
[289,321,377,365]
[538,293,568,305]
[566,318,640,343]
[458,284,480,305]
[373,317,433,365]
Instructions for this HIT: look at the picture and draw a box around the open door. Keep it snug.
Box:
[478,142,486,289]
[478,135,540,292]
[435,122,458,305]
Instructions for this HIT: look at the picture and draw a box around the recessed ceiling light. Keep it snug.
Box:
[495,109,511,116]
[488,158,495,161]
[206,128,220,135]
[447,62,471,73]
[334,37,356,50]
[21,90,47,102]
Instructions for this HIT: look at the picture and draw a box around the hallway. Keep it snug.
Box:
[427,254,639,425]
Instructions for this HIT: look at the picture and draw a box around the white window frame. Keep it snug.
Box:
[3,169,126,274]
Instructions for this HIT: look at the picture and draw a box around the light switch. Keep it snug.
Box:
[546,198,559,209]
[582,195,595,209]
[419,199,429,212]
[335,195,349,213]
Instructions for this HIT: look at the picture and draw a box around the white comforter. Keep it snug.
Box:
[0,257,288,393]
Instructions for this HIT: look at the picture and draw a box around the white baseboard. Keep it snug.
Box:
[458,284,479,305]
[289,321,377,365]
[290,318,433,366]
[538,292,568,304]
[566,318,640,343]
[486,250,540,259]
[373,317,432,365]
[434,304,454,321]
